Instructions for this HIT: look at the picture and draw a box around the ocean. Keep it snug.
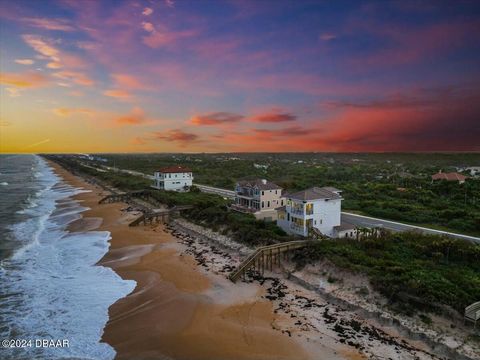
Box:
[0,154,135,360]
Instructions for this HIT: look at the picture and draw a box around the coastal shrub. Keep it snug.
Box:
[292,231,480,314]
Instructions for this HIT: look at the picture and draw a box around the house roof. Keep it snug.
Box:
[286,186,342,201]
[322,186,342,193]
[431,172,468,182]
[157,165,192,173]
[237,179,282,190]
[334,221,356,232]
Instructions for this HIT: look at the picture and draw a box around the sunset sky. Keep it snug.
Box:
[1,0,479,153]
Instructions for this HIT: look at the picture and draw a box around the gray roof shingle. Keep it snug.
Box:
[237,179,282,190]
[286,186,342,201]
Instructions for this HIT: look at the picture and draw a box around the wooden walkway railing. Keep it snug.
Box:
[465,301,480,328]
[229,240,311,282]
[128,205,194,227]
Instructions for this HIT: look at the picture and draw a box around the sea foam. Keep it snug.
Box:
[0,156,135,360]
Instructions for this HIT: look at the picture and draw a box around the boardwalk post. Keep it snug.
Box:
[270,249,273,271]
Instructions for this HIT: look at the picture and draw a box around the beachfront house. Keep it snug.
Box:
[152,166,193,192]
[277,186,355,238]
[232,179,284,221]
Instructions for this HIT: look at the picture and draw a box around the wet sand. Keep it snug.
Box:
[48,162,351,360]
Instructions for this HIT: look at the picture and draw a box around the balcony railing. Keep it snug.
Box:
[291,208,304,216]
[290,223,305,233]
[236,190,258,197]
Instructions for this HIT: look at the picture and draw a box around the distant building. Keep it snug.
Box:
[459,167,480,177]
[277,186,354,238]
[232,179,283,220]
[431,171,468,184]
[152,166,193,191]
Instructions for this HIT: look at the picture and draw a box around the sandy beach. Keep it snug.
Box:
[46,161,471,360]
[48,162,350,360]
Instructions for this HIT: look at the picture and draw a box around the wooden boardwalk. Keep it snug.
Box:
[229,240,311,282]
[128,205,194,227]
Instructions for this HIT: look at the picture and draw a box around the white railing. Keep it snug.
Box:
[290,223,305,233]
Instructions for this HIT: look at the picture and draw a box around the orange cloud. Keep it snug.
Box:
[15,59,35,65]
[130,136,147,145]
[250,111,297,123]
[191,112,244,125]
[53,108,93,117]
[103,89,131,99]
[115,107,145,125]
[0,71,50,88]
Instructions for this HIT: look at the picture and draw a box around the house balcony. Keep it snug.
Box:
[230,203,258,214]
[291,208,305,216]
[236,190,258,198]
[290,223,305,233]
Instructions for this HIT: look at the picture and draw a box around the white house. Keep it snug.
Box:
[152,166,193,192]
[232,179,284,221]
[277,186,355,238]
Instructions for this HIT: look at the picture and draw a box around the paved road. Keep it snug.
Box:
[84,165,480,244]
[342,212,480,243]
[193,183,235,198]
[193,183,480,243]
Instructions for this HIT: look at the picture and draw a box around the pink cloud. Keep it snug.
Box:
[151,129,198,144]
[22,34,87,70]
[319,33,336,41]
[142,21,155,33]
[250,111,297,123]
[111,73,145,89]
[142,27,197,49]
[22,17,75,31]
[191,112,244,126]
[349,20,480,68]
[53,71,94,86]
[142,7,153,16]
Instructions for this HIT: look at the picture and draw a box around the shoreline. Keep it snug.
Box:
[47,161,333,360]
[46,159,477,360]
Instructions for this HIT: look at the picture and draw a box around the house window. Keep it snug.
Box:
[281,199,284,206]
[306,203,314,215]
[267,201,270,207]
[262,191,264,196]
[262,201,264,208]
